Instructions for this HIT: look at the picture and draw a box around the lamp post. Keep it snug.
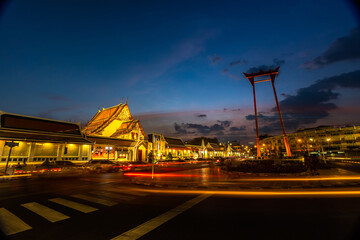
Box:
[298,138,311,156]
[325,138,331,163]
[297,139,302,156]
[319,138,331,161]
[105,146,112,161]
[309,138,314,156]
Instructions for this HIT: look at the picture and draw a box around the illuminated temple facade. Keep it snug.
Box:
[83,103,147,161]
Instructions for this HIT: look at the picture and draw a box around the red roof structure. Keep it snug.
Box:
[83,103,145,138]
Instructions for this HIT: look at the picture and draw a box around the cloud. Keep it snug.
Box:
[217,120,231,127]
[209,54,221,64]
[245,69,360,132]
[229,59,247,66]
[230,126,246,132]
[302,26,360,69]
[197,114,207,118]
[174,122,225,135]
[221,59,247,79]
[245,113,278,122]
[245,58,285,74]
[174,119,234,136]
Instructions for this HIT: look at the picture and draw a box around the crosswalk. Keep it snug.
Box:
[0,187,148,236]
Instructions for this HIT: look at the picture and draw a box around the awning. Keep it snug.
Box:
[0,129,92,144]
[86,136,135,147]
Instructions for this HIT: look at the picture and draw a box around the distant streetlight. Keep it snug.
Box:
[105,146,112,161]
[297,138,311,156]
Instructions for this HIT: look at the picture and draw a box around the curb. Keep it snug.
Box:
[130,179,360,190]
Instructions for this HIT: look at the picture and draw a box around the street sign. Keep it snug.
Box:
[5,142,19,147]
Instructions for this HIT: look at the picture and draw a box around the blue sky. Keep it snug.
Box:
[0,0,359,143]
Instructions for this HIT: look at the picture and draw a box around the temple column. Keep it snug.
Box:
[28,143,36,162]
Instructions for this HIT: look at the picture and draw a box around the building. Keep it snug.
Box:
[185,138,228,159]
[260,125,360,157]
[83,103,148,161]
[0,111,92,167]
[164,137,190,159]
[148,133,190,160]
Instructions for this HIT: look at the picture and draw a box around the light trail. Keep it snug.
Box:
[0,174,32,179]
[124,173,203,177]
[134,188,360,197]
[231,176,360,181]
[124,172,360,181]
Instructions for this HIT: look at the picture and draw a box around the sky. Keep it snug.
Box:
[0,0,360,144]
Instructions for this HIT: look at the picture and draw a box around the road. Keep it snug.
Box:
[1,170,360,239]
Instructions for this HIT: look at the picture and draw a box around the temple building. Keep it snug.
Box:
[0,111,92,167]
[164,137,190,159]
[83,103,148,161]
[148,134,191,160]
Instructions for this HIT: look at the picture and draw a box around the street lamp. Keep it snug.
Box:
[105,146,112,161]
[297,139,303,155]
[326,138,331,157]
[298,138,311,156]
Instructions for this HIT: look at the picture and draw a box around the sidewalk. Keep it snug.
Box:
[129,167,360,190]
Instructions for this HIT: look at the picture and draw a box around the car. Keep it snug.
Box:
[36,160,77,168]
[33,160,82,175]
[214,157,226,166]
[120,161,151,171]
[83,160,119,173]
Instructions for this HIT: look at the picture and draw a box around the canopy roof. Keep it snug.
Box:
[86,136,135,147]
[165,137,188,150]
[0,111,91,144]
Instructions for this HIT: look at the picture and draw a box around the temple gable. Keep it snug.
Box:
[83,103,145,140]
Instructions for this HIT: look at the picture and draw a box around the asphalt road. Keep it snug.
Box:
[1,173,360,240]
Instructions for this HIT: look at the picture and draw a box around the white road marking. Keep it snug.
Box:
[111,194,211,240]
[0,208,32,236]
[21,202,70,223]
[90,191,135,201]
[71,194,117,206]
[49,198,98,213]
